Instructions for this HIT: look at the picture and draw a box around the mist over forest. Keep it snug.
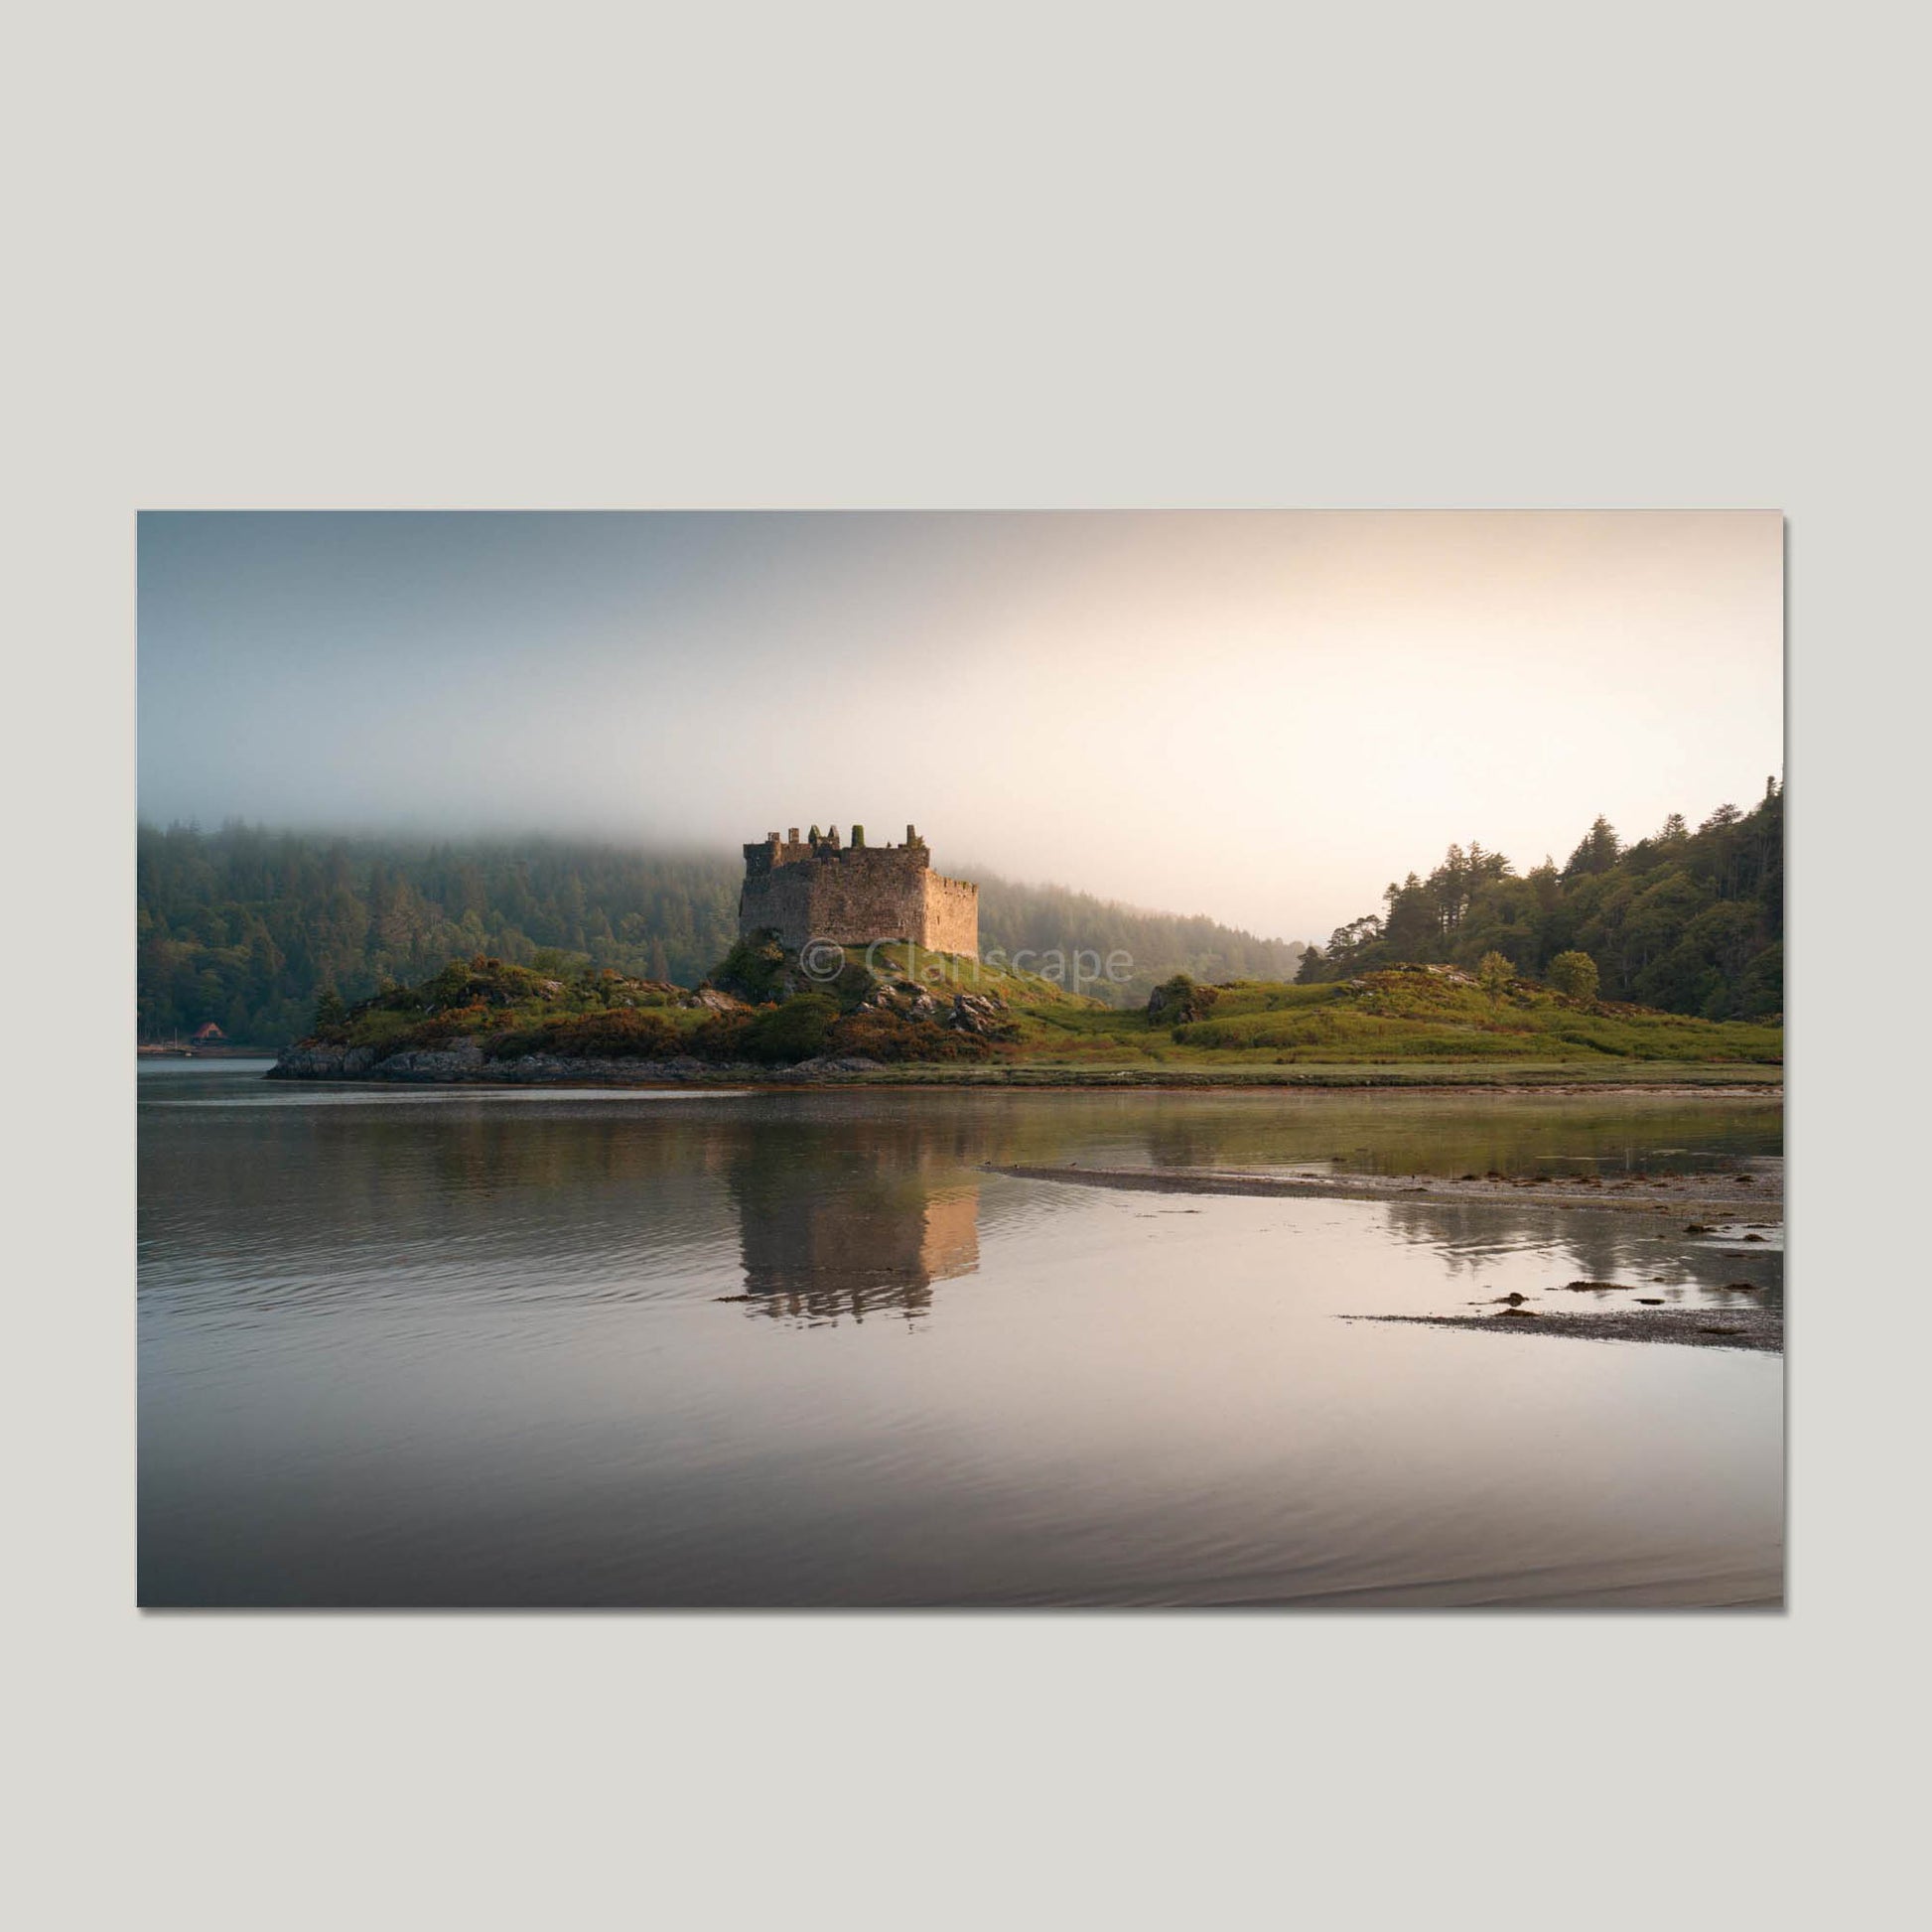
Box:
[136,826,1309,1043]
[139,779,1782,1045]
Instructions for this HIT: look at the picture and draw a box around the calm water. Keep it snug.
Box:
[139,1064,1784,1607]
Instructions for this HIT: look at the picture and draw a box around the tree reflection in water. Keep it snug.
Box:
[1381,1197,1782,1309]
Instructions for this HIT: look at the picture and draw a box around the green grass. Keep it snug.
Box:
[311,954,1781,1076]
[857,943,1098,1010]
[317,957,717,1055]
[989,968,1780,1067]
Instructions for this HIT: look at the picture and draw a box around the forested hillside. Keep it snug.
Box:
[977,876,1304,995]
[136,825,1306,1043]
[1297,781,1782,1019]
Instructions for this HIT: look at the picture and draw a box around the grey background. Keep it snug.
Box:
[8,3,1918,1930]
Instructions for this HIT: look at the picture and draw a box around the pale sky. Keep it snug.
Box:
[139,511,1782,942]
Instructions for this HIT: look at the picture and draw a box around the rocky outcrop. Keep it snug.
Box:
[847,979,1014,1038]
[947,992,1010,1036]
[270,1043,384,1079]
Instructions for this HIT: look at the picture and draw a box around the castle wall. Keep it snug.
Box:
[738,864,817,947]
[739,829,979,955]
[921,873,980,956]
[803,849,927,946]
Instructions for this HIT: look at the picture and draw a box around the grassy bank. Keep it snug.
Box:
[750,1062,1781,1089]
[290,947,1781,1084]
[993,970,1779,1068]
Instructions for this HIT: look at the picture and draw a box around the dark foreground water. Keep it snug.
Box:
[139,1065,1783,1607]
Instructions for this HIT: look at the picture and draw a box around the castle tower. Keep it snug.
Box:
[739,821,978,955]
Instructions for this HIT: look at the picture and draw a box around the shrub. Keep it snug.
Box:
[1148,973,1220,1025]
[714,930,787,1002]
[310,988,349,1041]
[828,958,881,1011]
[404,1006,491,1045]
[1546,950,1600,1002]
[1476,951,1515,1002]
[534,1009,682,1059]
[420,955,558,1011]
[825,1011,995,1063]
[689,1011,756,1062]
[741,994,839,1063]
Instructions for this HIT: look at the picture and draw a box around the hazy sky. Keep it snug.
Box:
[139,511,1782,941]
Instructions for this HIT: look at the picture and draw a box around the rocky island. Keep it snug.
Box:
[268,820,1783,1088]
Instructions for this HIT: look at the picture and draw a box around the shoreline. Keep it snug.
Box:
[1344,1308,1782,1353]
[987,1162,1783,1220]
[260,1042,1779,1095]
[993,1162,1785,1354]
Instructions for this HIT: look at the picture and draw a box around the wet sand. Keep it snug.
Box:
[1346,1307,1782,1353]
[993,1161,1784,1353]
[988,1162,1782,1221]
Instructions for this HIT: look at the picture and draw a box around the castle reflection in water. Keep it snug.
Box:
[721,1134,980,1326]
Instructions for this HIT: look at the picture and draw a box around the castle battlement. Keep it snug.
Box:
[739,822,979,955]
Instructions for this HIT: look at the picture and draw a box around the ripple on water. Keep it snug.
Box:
[138,1068,1782,1606]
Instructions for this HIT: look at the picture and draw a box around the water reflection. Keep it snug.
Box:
[722,1120,981,1325]
[1380,1197,1784,1309]
[1102,1094,1779,1180]
[140,1069,1783,1606]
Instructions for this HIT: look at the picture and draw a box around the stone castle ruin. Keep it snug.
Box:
[740,823,979,956]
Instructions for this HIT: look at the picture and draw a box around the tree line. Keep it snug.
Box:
[136,824,1309,1043]
[1296,780,1782,1019]
[973,875,1306,999]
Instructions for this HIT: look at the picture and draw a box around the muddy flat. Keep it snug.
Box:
[988,1162,1782,1221]
[1345,1306,1782,1353]
[993,1159,1784,1353]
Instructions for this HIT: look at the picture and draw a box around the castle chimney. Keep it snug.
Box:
[905,823,917,844]
[787,827,799,844]
[852,823,865,847]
